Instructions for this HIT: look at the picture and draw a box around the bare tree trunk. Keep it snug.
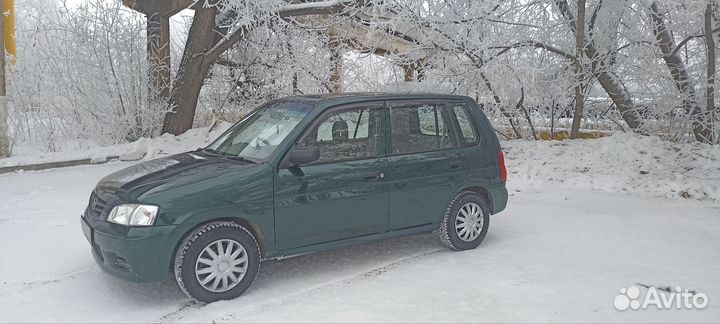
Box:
[554,0,643,132]
[147,13,171,112]
[650,1,711,143]
[403,64,414,82]
[0,9,8,158]
[415,59,426,82]
[161,7,218,135]
[517,86,538,140]
[292,72,300,94]
[329,39,343,93]
[591,68,641,130]
[706,0,717,143]
[160,2,362,135]
[571,0,586,139]
[480,72,522,139]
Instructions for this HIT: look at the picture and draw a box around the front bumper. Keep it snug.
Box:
[81,215,177,282]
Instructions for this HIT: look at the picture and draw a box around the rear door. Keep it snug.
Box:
[384,100,467,230]
[450,100,503,187]
[274,101,389,250]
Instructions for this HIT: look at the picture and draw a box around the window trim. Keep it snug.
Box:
[385,99,461,157]
[280,101,385,168]
[448,101,481,147]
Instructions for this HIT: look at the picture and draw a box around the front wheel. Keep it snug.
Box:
[174,222,260,303]
[437,191,490,250]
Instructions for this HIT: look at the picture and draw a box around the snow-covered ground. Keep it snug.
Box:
[0,134,719,323]
[503,133,720,201]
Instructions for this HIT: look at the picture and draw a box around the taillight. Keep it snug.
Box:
[498,151,507,183]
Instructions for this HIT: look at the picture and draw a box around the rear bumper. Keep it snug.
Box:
[486,183,508,214]
[81,215,177,282]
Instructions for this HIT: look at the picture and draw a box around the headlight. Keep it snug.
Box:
[107,204,159,226]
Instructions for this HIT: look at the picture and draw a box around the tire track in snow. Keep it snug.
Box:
[157,300,204,322]
[158,248,447,323]
[0,266,96,297]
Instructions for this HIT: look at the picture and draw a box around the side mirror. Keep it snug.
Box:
[283,146,320,168]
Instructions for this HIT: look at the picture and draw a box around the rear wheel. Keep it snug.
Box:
[174,221,260,303]
[437,191,490,250]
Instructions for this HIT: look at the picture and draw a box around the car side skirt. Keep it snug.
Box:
[266,223,437,260]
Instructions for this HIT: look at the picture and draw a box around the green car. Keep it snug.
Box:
[81,93,508,303]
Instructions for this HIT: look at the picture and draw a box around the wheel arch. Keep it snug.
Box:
[456,186,493,213]
[168,216,268,272]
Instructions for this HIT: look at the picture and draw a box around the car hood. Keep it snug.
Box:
[96,152,255,199]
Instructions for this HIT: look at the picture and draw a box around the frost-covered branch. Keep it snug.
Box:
[203,0,368,66]
[491,41,576,61]
[670,26,720,58]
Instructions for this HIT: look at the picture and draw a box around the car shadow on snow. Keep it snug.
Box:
[96,231,502,312]
[247,231,502,298]
[95,272,187,304]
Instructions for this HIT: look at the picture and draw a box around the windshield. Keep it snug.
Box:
[206,101,314,161]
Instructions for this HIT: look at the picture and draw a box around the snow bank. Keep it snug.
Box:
[503,133,720,201]
[0,123,232,168]
[3,123,718,202]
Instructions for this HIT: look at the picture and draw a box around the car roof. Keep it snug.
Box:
[279,92,471,105]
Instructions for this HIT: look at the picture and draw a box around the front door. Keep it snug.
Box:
[385,100,466,230]
[274,102,389,250]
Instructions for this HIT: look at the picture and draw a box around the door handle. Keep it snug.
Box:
[449,161,463,169]
[362,171,384,181]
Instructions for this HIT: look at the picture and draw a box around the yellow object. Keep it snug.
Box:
[537,130,610,140]
[3,0,16,62]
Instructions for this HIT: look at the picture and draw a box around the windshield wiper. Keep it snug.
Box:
[222,155,258,164]
[194,148,222,157]
[195,148,258,164]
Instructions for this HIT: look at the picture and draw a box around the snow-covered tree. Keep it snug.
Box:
[7,0,720,153]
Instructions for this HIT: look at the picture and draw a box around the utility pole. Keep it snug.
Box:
[0,3,9,158]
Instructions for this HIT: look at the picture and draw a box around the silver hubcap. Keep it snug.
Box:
[195,239,249,293]
[455,202,484,242]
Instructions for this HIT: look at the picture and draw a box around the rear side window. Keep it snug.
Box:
[417,106,450,136]
[452,104,479,145]
[389,102,456,155]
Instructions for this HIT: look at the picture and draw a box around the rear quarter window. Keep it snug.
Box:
[451,103,479,145]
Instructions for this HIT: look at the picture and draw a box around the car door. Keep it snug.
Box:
[384,100,467,230]
[274,101,389,250]
[449,101,498,181]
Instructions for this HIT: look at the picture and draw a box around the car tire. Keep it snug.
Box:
[174,221,260,303]
[438,191,490,251]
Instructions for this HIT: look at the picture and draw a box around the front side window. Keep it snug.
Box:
[207,101,314,161]
[296,105,381,164]
[389,102,456,155]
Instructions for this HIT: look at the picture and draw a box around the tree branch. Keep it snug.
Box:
[670,26,720,57]
[412,17,544,29]
[215,58,244,69]
[588,0,603,31]
[202,0,368,67]
[554,0,578,33]
[278,0,362,17]
[491,41,576,61]
[614,40,653,53]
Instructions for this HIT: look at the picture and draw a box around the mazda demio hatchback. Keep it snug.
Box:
[81,93,508,303]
